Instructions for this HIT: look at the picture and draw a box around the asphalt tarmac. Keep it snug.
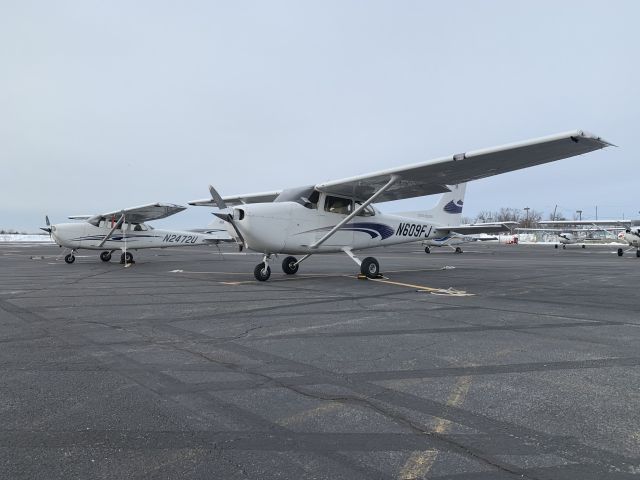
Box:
[1,241,639,479]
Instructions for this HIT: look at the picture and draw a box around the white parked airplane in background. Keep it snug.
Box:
[190,130,611,281]
[396,183,517,254]
[42,203,230,265]
[538,219,638,256]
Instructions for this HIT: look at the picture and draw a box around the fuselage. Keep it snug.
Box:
[557,232,578,245]
[50,222,213,251]
[228,201,448,255]
[424,233,476,248]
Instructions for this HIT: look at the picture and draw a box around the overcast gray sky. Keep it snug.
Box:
[1,0,638,231]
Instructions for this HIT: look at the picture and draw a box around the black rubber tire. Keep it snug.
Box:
[64,254,75,264]
[582,244,586,249]
[636,250,640,258]
[282,256,299,275]
[618,248,624,257]
[254,262,271,281]
[555,244,558,249]
[360,257,380,278]
[120,252,134,264]
[562,245,566,250]
[424,246,430,254]
[100,251,111,262]
[455,247,463,254]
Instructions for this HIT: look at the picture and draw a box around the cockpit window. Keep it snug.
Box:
[275,186,319,209]
[324,195,353,215]
[355,202,375,217]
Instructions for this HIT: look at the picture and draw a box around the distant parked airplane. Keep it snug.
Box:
[42,203,230,265]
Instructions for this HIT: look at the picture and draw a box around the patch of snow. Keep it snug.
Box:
[0,234,53,243]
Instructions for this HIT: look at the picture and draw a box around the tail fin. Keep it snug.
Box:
[397,184,467,226]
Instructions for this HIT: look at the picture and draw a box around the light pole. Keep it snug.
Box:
[576,210,582,221]
[524,207,530,227]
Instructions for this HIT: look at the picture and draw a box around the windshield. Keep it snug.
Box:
[274,186,319,208]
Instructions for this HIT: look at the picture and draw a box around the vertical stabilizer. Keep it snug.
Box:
[396,184,467,226]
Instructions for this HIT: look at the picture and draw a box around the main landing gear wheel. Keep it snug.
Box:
[100,251,112,262]
[424,246,431,254]
[64,254,75,264]
[120,252,134,264]
[555,244,559,249]
[618,248,624,257]
[455,247,463,254]
[636,250,640,258]
[254,262,271,281]
[582,245,586,249]
[360,257,380,279]
[282,256,299,275]
[562,245,567,250]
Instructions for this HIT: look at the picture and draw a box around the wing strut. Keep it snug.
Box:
[311,175,399,249]
[97,213,125,247]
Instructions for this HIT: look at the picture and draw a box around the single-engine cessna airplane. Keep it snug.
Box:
[42,203,230,264]
[618,226,640,257]
[517,227,595,249]
[395,183,517,254]
[190,130,611,281]
[538,219,638,256]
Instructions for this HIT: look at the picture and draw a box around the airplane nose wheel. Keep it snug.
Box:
[618,248,624,257]
[455,247,463,254]
[64,253,76,264]
[282,256,299,275]
[100,251,112,262]
[360,257,380,279]
[424,246,431,254]
[254,262,271,281]
[562,245,566,250]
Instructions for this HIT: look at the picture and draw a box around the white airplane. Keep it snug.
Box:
[396,183,517,254]
[538,220,637,256]
[42,203,230,264]
[190,130,611,281]
[618,226,640,257]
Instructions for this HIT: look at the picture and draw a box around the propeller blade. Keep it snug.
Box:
[212,211,245,247]
[208,185,227,210]
[42,216,52,237]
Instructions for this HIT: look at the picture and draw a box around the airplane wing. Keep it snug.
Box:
[316,130,612,202]
[189,190,281,207]
[70,203,187,226]
[539,220,631,226]
[444,222,518,235]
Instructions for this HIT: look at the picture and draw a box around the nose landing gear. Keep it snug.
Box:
[254,254,272,281]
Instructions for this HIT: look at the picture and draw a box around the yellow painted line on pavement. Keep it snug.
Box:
[398,375,472,479]
[368,277,474,297]
[277,402,343,427]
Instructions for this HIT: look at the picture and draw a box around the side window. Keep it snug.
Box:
[355,202,375,217]
[303,190,320,209]
[324,195,353,215]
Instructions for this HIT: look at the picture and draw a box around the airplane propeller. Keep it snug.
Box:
[208,185,246,249]
[40,215,52,237]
